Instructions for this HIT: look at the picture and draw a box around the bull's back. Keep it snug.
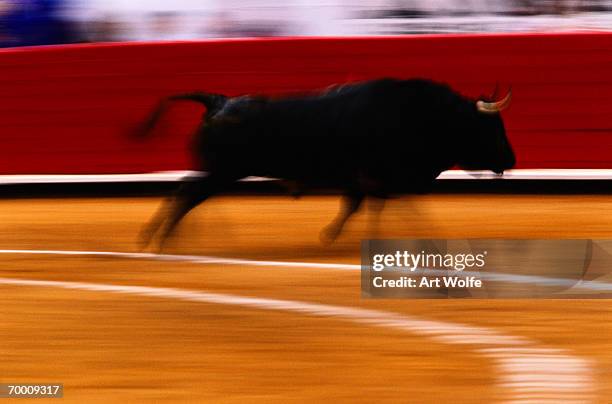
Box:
[201,78,460,188]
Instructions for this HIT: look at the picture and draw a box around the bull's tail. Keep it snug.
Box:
[133,92,228,138]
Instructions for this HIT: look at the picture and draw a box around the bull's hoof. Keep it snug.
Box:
[138,231,154,252]
[138,240,156,254]
[139,239,165,255]
[138,231,164,254]
[138,238,150,253]
[319,225,341,245]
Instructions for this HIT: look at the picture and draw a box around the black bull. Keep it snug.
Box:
[137,78,515,248]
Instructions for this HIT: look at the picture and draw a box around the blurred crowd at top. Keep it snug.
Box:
[2,0,612,47]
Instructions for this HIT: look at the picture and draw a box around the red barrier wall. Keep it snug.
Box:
[1,33,611,174]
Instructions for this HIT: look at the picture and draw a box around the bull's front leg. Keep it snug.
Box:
[319,190,364,244]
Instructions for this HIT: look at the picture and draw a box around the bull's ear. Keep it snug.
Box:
[203,94,229,115]
[476,88,512,114]
[168,92,228,115]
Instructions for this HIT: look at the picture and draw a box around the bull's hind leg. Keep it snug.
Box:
[141,174,231,251]
[320,190,364,245]
[139,194,175,250]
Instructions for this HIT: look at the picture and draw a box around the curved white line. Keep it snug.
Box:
[0,274,596,402]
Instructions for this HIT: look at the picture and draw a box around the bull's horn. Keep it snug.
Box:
[476,89,512,114]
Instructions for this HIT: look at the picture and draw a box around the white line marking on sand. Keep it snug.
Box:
[0,249,361,270]
[1,249,612,292]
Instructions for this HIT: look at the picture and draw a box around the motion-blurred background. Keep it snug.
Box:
[2,0,612,47]
[1,1,612,403]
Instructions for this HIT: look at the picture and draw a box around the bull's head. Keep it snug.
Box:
[457,88,516,175]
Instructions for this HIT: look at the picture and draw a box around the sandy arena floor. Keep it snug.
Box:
[1,194,611,403]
